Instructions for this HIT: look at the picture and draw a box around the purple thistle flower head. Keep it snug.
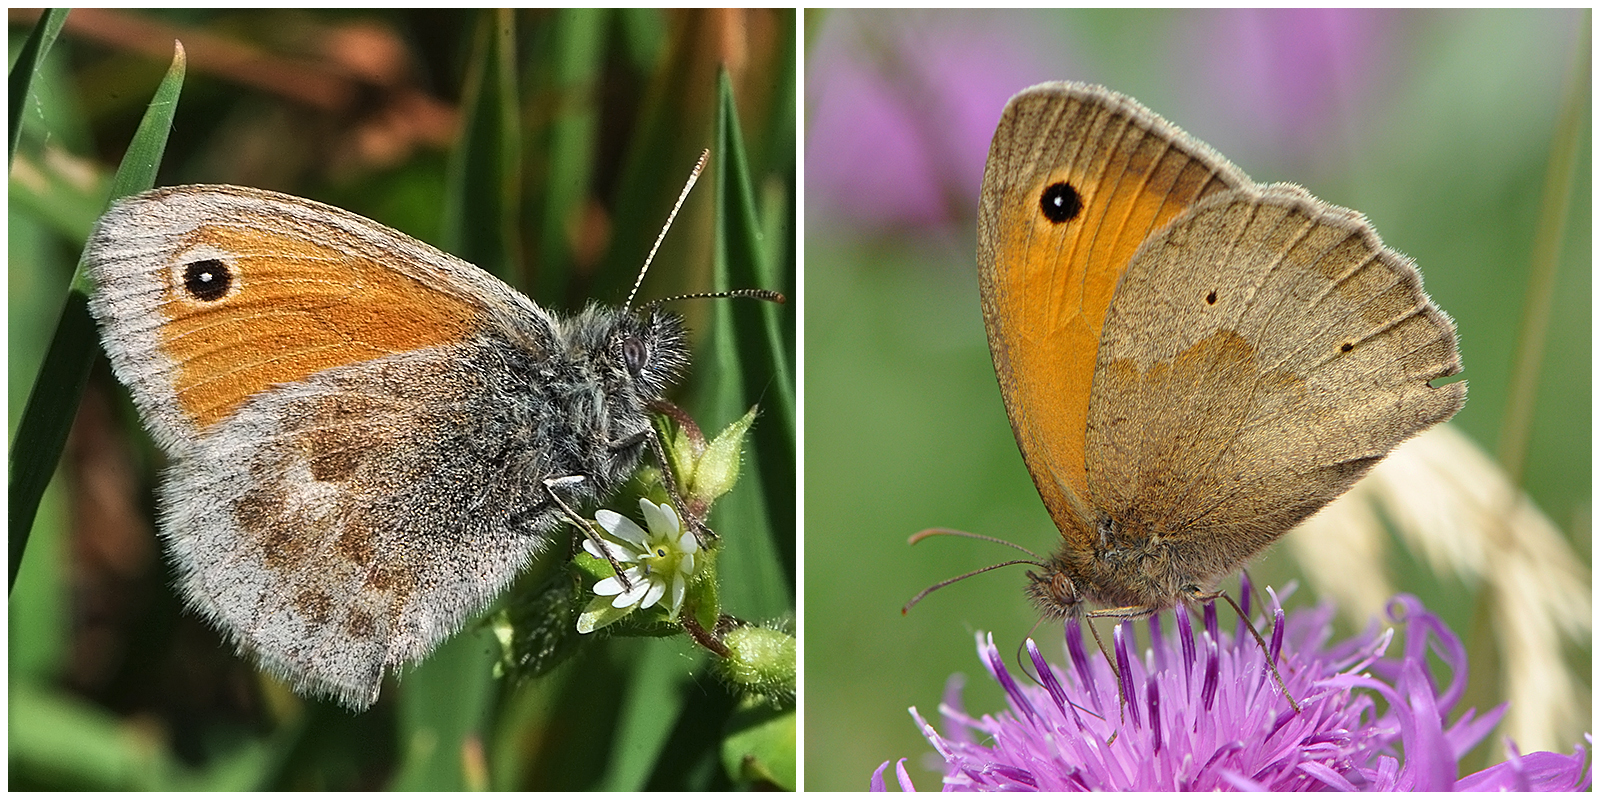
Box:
[873,585,1591,791]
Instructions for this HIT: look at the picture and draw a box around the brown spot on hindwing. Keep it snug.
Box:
[346,609,376,638]
[295,589,334,625]
[238,485,310,573]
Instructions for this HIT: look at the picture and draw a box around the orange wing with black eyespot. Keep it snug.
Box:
[85,185,534,443]
[975,82,1252,543]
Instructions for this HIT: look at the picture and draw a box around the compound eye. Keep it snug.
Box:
[1050,574,1076,604]
[622,336,648,374]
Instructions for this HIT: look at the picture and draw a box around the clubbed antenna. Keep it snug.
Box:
[900,528,1045,614]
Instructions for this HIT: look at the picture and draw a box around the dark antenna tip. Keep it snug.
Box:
[646,287,785,308]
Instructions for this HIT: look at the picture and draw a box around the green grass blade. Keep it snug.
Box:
[593,10,702,306]
[593,639,704,791]
[642,679,740,789]
[704,67,794,618]
[390,630,499,790]
[7,9,69,167]
[98,46,187,217]
[442,8,523,282]
[1494,21,1588,483]
[698,67,796,791]
[9,41,186,592]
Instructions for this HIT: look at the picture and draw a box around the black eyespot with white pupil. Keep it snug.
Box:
[1039,181,1083,224]
[183,258,232,302]
[622,336,649,374]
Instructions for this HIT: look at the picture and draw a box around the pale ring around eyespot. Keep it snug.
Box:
[168,243,242,305]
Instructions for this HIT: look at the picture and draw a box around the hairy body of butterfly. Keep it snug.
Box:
[86,185,689,710]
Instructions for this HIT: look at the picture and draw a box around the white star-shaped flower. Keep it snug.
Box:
[577,498,699,634]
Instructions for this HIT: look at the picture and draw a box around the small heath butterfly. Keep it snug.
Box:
[968,83,1466,622]
[83,166,725,710]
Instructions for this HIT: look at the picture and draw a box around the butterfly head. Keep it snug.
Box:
[1025,560,1088,620]
[565,304,688,425]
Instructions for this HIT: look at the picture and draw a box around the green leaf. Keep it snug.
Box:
[721,701,796,790]
[595,637,706,791]
[530,7,607,302]
[685,405,758,507]
[8,680,283,790]
[9,40,186,591]
[699,67,793,621]
[390,629,498,791]
[7,9,69,167]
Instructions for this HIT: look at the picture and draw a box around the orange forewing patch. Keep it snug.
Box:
[983,92,1241,538]
[159,224,481,429]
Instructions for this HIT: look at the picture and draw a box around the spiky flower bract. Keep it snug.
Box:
[875,587,1590,791]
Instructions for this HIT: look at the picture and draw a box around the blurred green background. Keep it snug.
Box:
[10,8,794,790]
[804,9,1588,791]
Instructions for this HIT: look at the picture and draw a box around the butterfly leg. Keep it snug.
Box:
[1079,605,1157,741]
[639,400,721,545]
[1184,587,1301,714]
[543,475,635,592]
[1082,605,1157,620]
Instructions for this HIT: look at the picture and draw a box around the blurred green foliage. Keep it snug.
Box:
[10,8,793,790]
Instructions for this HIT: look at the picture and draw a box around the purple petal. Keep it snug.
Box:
[1393,660,1457,790]
[979,633,1039,725]
[1457,741,1592,791]
[1113,621,1140,729]
[1201,633,1220,711]
[1027,638,1077,725]
[1176,607,1196,687]
[1298,759,1358,790]
[1269,604,1286,662]
[1443,703,1507,761]
[1065,619,1102,715]
[869,760,890,791]
[939,673,975,747]
[893,759,916,792]
[1147,680,1162,755]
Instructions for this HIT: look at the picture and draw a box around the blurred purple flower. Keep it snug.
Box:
[1177,9,1399,167]
[806,11,1066,234]
[805,10,1418,239]
[873,587,1590,791]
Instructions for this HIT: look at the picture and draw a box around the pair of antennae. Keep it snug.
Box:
[571,151,782,593]
[625,148,786,312]
[901,528,1045,614]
